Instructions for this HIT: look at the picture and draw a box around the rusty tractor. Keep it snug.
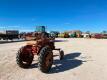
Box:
[16,26,64,73]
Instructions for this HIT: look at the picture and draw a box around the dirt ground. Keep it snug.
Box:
[0,38,107,80]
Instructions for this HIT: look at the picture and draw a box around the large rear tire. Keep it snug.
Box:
[16,47,34,68]
[38,46,53,73]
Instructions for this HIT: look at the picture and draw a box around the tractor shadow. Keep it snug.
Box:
[49,52,84,73]
[30,63,38,68]
[0,39,25,44]
[54,40,68,42]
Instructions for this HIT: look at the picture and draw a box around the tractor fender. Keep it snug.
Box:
[21,45,33,54]
[37,45,49,55]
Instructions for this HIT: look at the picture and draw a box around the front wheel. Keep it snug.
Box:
[16,47,34,68]
[38,46,53,73]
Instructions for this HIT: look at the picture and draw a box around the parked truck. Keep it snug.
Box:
[0,30,19,40]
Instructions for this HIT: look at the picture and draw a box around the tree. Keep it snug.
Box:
[101,30,107,34]
[50,31,60,37]
[86,31,90,34]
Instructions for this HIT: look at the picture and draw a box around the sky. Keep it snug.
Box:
[0,0,107,32]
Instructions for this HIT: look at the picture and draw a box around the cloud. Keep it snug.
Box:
[64,22,72,25]
[0,26,22,30]
[0,26,20,28]
[0,26,5,29]
[19,29,34,32]
[7,26,20,28]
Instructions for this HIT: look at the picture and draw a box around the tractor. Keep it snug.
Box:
[16,26,64,73]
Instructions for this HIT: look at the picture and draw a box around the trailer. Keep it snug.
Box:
[91,34,103,39]
[0,30,19,40]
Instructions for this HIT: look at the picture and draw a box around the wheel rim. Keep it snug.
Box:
[21,53,32,64]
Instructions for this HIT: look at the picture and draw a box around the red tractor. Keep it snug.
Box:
[16,27,64,73]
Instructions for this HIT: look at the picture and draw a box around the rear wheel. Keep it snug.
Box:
[38,46,53,73]
[16,47,34,68]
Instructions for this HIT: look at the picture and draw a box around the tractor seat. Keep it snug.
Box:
[27,41,37,45]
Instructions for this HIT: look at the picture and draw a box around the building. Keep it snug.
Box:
[67,30,82,38]
[81,33,90,38]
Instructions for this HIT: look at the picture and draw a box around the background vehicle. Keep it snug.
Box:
[0,30,19,40]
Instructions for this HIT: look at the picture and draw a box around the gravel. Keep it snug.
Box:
[0,38,107,80]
